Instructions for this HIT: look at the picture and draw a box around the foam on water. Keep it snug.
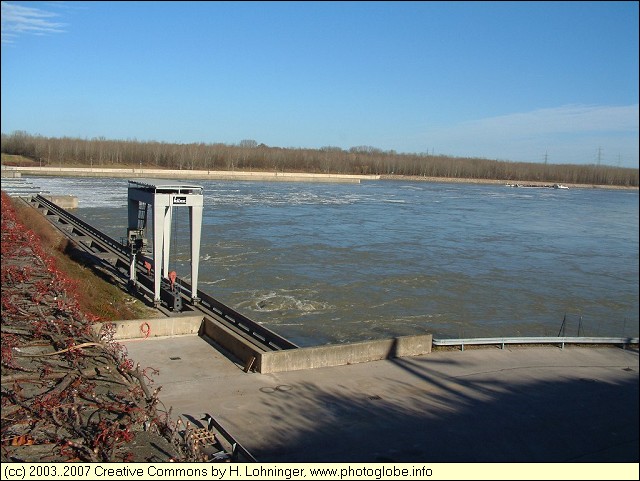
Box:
[236,289,333,315]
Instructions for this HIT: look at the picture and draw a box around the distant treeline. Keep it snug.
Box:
[1,131,637,186]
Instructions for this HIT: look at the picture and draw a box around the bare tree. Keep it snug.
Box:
[1,131,637,186]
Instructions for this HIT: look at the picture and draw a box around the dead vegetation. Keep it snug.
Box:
[9,196,156,322]
[1,192,239,462]
[1,191,180,461]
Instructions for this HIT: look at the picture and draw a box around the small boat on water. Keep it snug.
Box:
[553,184,569,189]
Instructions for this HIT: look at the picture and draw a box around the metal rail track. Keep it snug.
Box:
[28,194,298,353]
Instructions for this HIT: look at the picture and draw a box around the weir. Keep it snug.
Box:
[23,192,436,372]
[23,192,638,374]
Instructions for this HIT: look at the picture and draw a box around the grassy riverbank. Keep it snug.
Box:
[9,195,157,321]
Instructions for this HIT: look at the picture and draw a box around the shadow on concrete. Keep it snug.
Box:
[249,354,639,462]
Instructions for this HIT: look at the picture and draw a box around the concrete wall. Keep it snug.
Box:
[5,166,380,183]
[199,317,264,365]
[94,315,203,340]
[92,314,432,374]
[257,334,433,373]
[42,195,78,209]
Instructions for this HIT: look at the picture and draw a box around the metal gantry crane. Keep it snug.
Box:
[126,179,204,309]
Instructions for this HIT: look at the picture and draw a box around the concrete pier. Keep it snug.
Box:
[0,174,78,208]
[41,194,78,209]
[0,169,21,178]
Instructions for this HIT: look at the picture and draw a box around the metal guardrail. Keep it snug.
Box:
[433,336,639,351]
[202,413,257,462]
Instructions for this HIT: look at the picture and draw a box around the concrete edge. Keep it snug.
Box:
[6,166,380,183]
[93,315,204,340]
[199,317,264,366]
[93,316,436,374]
[41,195,78,209]
[257,334,433,373]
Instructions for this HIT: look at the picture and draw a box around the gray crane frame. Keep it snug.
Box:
[126,179,203,307]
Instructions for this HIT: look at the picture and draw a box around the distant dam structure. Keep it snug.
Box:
[1,171,46,197]
[1,165,380,183]
[1,170,79,208]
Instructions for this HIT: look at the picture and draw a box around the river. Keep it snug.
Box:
[32,176,639,346]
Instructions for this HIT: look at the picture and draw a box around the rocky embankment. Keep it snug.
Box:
[1,192,184,462]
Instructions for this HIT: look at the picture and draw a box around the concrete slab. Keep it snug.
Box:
[122,336,639,462]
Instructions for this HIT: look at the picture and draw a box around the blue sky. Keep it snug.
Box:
[1,1,638,168]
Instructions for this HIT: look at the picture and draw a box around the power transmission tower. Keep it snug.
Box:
[544,151,548,164]
[597,147,602,165]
